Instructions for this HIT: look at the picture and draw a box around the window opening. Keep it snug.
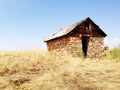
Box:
[85,22,89,30]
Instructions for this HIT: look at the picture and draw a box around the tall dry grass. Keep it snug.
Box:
[0,50,119,90]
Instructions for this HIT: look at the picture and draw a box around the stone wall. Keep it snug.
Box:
[46,35,107,58]
[47,35,82,56]
[87,37,107,58]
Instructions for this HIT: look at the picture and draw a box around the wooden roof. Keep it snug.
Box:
[44,17,107,42]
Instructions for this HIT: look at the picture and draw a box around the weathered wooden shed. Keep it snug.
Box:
[44,17,107,58]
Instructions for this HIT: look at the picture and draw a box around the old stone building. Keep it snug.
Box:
[44,17,107,58]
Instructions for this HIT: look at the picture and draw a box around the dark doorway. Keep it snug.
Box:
[82,36,89,57]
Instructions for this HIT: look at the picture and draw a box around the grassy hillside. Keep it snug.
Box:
[0,50,120,90]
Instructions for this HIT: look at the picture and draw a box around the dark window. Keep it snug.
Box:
[85,22,89,30]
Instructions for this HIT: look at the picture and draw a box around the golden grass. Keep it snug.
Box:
[0,50,120,90]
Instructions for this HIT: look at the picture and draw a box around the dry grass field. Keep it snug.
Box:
[0,48,120,90]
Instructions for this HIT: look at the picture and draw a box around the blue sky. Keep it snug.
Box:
[0,0,120,50]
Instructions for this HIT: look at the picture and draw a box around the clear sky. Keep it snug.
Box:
[0,0,120,50]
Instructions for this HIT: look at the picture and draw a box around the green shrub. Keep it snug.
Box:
[108,45,120,60]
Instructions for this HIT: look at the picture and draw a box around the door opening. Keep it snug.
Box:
[82,36,89,57]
